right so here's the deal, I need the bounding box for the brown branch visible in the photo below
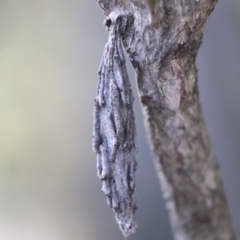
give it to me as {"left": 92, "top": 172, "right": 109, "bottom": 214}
{"left": 95, "top": 0, "right": 236, "bottom": 239}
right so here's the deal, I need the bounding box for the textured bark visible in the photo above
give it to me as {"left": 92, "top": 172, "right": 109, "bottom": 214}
{"left": 96, "top": 0, "right": 236, "bottom": 239}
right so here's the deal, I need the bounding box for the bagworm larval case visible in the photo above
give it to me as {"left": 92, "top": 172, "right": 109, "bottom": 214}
{"left": 92, "top": 9, "right": 138, "bottom": 238}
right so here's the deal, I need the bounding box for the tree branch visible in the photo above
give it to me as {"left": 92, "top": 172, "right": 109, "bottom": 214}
{"left": 95, "top": 0, "right": 236, "bottom": 239}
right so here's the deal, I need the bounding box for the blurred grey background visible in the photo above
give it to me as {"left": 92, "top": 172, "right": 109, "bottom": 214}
{"left": 0, "top": 1, "right": 239, "bottom": 239}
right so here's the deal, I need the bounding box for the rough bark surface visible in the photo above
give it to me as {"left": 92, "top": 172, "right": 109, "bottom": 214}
{"left": 95, "top": 0, "right": 236, "bottom": 239}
